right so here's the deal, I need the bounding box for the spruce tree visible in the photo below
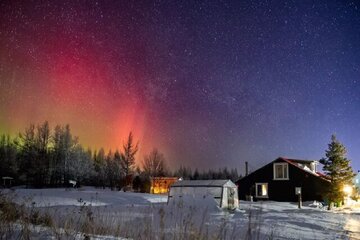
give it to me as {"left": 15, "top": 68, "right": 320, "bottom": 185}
{"left": 320, "top": 135, "right": 355, "bottom": 203}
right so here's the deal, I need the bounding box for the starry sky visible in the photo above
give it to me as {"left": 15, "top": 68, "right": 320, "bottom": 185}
{"left": 0, "top": 0, "right": 359, "bottom": 173}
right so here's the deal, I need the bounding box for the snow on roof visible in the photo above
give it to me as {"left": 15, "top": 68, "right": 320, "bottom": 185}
{"left": 280, "top": 157, "right": 319, "bottom": 176}
{"left": 150, "top": 177, "right": 179, "bottom": 180}
{"left": 2, "top": 176, "right": 14, "bottom": 180}
{"left": 280, "top": 158, "right": 331, "bottom": 182}
{"left": 282, "top": 158, "right": 318, "bottom": 164}
{"left": 170, "top": 179, "right": 236, "bottom": 188}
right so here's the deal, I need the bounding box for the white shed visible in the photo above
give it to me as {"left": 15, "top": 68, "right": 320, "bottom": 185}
{"left": 168, "top": 179, "right": 239, "bottom": 210}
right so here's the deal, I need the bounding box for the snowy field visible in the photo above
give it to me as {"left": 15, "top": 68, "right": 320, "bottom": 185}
{"left": 2, "top": 187, "right": 360, "bottom": 239}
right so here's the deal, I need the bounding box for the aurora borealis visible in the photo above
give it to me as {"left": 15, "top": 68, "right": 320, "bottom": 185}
{"left": 1, "top": 1, "right": 360, "bottom": 172}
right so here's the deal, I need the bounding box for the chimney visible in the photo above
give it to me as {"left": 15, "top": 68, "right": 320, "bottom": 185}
{"left": 245, "top": 161, "right": 248, "bottom": 176}
{"left": 310, "top": 162, "right": 316, "bottom": 173}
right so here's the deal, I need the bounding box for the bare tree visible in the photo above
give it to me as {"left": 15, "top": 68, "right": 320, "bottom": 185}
{"left": 142, "top": 148, "right": 167, "bottom": 177}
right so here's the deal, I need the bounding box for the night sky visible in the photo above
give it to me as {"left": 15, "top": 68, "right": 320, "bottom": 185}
{"left": 1, "top": 0, "right": 359, "bottom": 173}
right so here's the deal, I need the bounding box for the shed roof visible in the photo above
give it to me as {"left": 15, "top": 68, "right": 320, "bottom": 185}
{"left": 2, "top": 177, "right": 14, "bottom": 180}
{"left": 170, "top": 179, "right": 236, "bottom": 188}
{"left": 150, "top": 177, "right": 179, "bottom": 180}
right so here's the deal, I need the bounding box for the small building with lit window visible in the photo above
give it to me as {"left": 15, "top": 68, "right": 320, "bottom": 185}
{"left": 150, "top": 177, "right": 178, "bottom": 194}
{"left": 236, "top": 157, "right": 330, "bottom": 202}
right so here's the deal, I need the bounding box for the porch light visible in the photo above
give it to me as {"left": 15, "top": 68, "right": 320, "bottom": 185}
{"left": 343, "top": 185, "right": 352, "bottom": 196}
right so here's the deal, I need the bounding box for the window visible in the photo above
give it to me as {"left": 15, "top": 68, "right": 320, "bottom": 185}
{"left": 255, "top": 183, "right": 268, "bottom": 198}
{"left": 273, "top": 163, "right": 289, "bottom": 180}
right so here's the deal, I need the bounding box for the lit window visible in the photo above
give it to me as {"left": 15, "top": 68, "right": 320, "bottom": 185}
{"left": 255, "top": 183, "right": 268, "bottom": 198}
{"left": 273, "top": 163, "right": 289, "bottom": 180}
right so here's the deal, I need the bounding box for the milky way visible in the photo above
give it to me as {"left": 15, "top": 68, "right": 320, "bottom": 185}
{"left": 1, "top": 1, "right": 360, "bottom": 172}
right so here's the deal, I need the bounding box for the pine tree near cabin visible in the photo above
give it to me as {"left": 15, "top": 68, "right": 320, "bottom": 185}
{"left": 320, "top": 135, "right": 355, "bottom": 205}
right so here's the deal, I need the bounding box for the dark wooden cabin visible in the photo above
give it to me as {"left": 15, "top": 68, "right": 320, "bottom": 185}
{"left": 236, "top": 157, "right": 330, "bottom": 202}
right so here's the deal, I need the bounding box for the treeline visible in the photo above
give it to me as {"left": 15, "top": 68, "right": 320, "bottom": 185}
{"left": 0, "top": 121, "right": 240, "bottom": 190}
{"left": 174, "top": 166, "right": 240, "bottom": 182}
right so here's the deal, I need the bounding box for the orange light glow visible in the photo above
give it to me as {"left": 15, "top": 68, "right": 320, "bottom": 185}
{"left": 150, "top": 177, "right": 178, "bottom": 194}
{"left": 343, "top": 185, "right": 353, "bottom": 196}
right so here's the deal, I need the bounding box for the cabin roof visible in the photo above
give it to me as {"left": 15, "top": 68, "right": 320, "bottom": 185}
{"left": 281, "top": 157, "right": 315, "bottom": 169}
{"left": 237, "top": 157, "right": 330, "bottom": 183}
{"left": 283, "top": 158, "right": 317, "bottom": 164}
{"left": 279, "top": 157, "right": 322, "bottom": 177}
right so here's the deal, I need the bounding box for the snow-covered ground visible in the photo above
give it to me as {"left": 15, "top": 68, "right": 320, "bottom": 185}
{"left": 238, "top": 201, "right": 360, "bottom": 239}
{"left": 3, "top": 187, "right": 360, "bottom": 239}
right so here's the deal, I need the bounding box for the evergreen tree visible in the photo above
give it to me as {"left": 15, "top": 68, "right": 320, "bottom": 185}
{"left": 17, "top": 124, "right": 37, "bottom": 185}
{"left": 34, "top": 121, "right": 51, "bottom": 186}
{"left": 174, "top": 166, "right": 192, "bottom": 179}
{"left": 320, "top": 135, "right": 355, "bottom": 203}
{"left": 120, "top": 132, "right": 138, "bottom": 177}
{"left": 51, "top": 125, "right": 64, "bottom": 185}
{"left": 0, "top": 134, "right": 18, "bottom": 180}
{"left": 230, "top": 168, "right": 240, "bottom": 182}
{"left": 93, "top": 148, "right": 106, "bottom": 188}
{"left": 105, "top": 151, "right": 116, "bottom": 190}
{"left": 192, "top": 168, "right": 200, "bottom": 180}
{"left": 113, "top": 149, "right": 124, "bottom": 189}
{"left": 68, "top": 146, "right": 94, "bottom": 186}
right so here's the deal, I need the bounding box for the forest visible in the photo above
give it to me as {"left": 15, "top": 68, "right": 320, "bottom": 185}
{"left": 0, "top": 121, "right": 240, "bottom": 191}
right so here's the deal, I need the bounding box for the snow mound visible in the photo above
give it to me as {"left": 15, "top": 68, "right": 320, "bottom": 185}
{"left": 308, "top": 201, "right": 323, "bottom": 209}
